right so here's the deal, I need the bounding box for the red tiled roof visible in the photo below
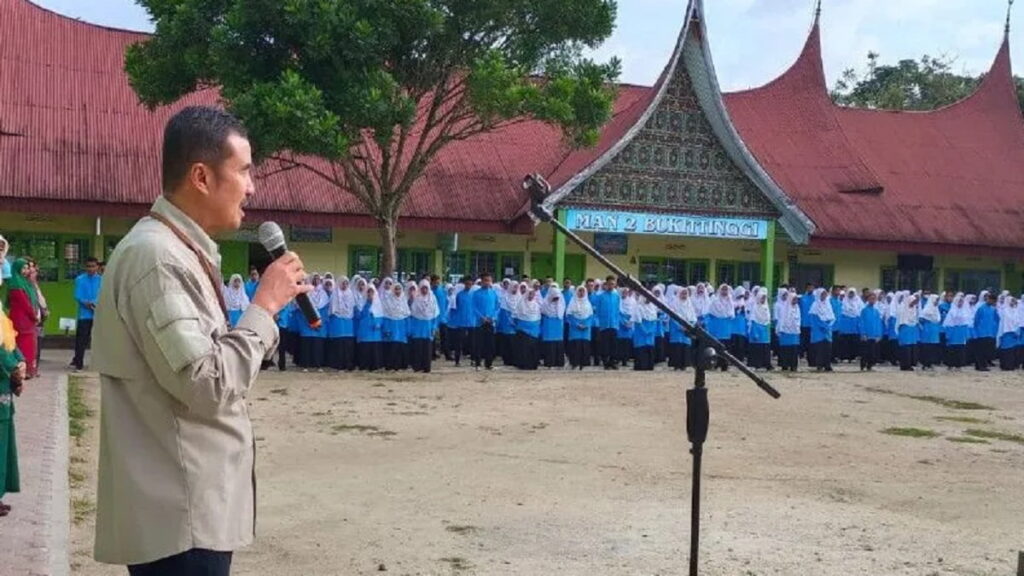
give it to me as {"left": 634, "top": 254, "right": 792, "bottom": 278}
{"left": 0, "top": 0, "right": 594, "bottom": 233}
{"left": 724, "top": 19, "right": 1024, "bottom": 254}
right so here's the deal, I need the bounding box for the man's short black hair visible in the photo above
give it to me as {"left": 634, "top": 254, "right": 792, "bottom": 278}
{"left": 480, "top": 272, "right": 493, "bottom": 280}
{"left": 162, "top": 106, "right": 248, "bottom": 194}
{"left": 605, "top": 275, "right": 616, "bottom": 282}
{"left": 85, "top": 257, "right": 100, "bottom": 265}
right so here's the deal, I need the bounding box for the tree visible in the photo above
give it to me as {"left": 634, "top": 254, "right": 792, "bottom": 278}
{"left": 832, "top": 51, "right": 1024, "bottom": 115}
{"left": 126, "top": 0, "right": 621, "bottom": 276}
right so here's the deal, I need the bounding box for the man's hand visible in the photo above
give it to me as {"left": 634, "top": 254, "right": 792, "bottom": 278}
{"left": 251, "top": 251, "right": 312, "bottom": 316}
{"left": 11, "top": 362, "right": 26, "bottom": 394}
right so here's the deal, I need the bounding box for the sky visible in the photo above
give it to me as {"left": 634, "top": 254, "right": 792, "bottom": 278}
{"left": 33, "top": 0, "right": 1020, "bottom": 91}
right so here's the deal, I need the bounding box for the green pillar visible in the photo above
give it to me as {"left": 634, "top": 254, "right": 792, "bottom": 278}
{"left": 433, "top": 249, "right": 444, "bottom": 277}
{"left": 554, "top": 209, "right": 567, "bottom": 282}
{"left": 761, "top": 220, "right": 776, "bottom": 292}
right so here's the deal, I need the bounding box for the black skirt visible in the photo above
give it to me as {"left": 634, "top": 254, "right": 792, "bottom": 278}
{"left": 945, "top": 344, "right": 966, "bottom": 368}
{"left": 747, "top": 342, "right": 772, "bottom": 369}
{"left": 328, "top": 337, "right": 356, "bottom": 371}
{"left": 778, "top": 346, "right": 799, "bottom": 371}
{"left": 300, "top": 336, "right": 325, "bottom": 369}
{"left": 384, "top": 341, "right": 408, "bottom": 371}
{"left": 543, "top": 340, "right": 565, "bottom": 368}
{"left": 410, "top": 338, "right": 433, "bottom": 372}
{"left": 358, "top": 341, "right": 383, "bottom": 371}
{"left": 567, "top": 339, "right": 590, "bottom": 368}
{"left": 668, "top": 342, "right": 691, "bottom": 370}
{"left": 633, "top": 346, "right": 655, "bottom": 371}
{"left": 517, "top": 331, "right": 540, "bottom": 370}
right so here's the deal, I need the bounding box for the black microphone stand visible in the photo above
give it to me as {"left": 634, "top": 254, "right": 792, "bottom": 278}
{"left": 523, "top": 174, "right": 781, "bottom": 576}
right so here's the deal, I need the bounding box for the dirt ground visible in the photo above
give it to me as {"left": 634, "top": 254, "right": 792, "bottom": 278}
{"left": 69, "top": 362, "right": 1024, "bottom": 576}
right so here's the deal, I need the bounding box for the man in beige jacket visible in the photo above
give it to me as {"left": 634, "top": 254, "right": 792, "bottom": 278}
{"left": 92, "top": 106, "right": 311, "bottom": 575}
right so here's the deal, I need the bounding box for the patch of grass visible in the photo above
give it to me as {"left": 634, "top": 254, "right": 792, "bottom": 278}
{"left": 881, "top": 427, "right": 939, "bottom": 438}
{"left": 67, "top": 376, "right": 93, "bottom": 441}
{"left": 863, "top": 387, "right": 994, "bottom": 411}
{"left": 330, "top": 424, "right": 396, "bottom": 438}
{"left": 908, "top": 395, "right": 994, "bottom": 411}
{"left": 68, "top": 467, "right": 87, "bottom": 489}
{"left": 269, "top": 388, "right": 288, "bottom": 395}
{"left": 440, "top": 557, "right": 473, "bottom": 571}
{"left": 935, "top": 416, "right": 991, "bottom": 425}
{"left": 72, "top": 497, "right": 95, "bottom": 525}
{"left": 947, "top": 436, "right": 990, "bottom": 445}
{"left": 445, "top": 525, "right": 478, "bottom": 535}
{"left": 964, "top": 429, "right": 1024, "bottom": 445}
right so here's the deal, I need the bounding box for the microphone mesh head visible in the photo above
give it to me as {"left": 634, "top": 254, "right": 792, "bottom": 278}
{"left": 257, "top": 221, "right": 286, "bottom": 252}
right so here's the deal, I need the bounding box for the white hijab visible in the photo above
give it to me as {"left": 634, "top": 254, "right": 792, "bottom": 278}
{"left": 691, "top": 283, "right": 710, "bottom": 317}
{"left": 920, "top": 294, "right": 941, "bottom": 323}
{"left": 619, "top": 288, "right": 637, "bottom": 320}
{"left": 896, "top": 293, "right": 920, "bottom": 328}
{"left": 998, "top": 297, "right": 1020, "bottom": 336}
{"left": 540, "top": 285, "right": 566, "bottom": 319}
{"left": 566, "top": 287, "right": 594, "bottom": 320}
{"left": 751, "top": 293, "right": 771, "bottom": 326}
{"left": 841, "top": 288, "right": 863, "bottom": 318}
{"left": 381, "top": 284, "right": 411, "bottom": 320}
{"left": 777, "top": 294, "right": 802, "bottom": 335}
{"left": 708, "top": 284, "right": 735, "bottom": 319}
{"left": 809, "top": 288, "right": 836, "bottom": 323}
{"left": 309, "top": 275, "right": 331, "bottom": 309}
{"left": 224, "top": 274, "right": 249, "bottom": 311}
{"left": 671, "top": 288, "right": 698, "bottom": 326}
{"left": 411, "top": 280, "right": 439, "bottom": 321}
{"left": 631, "top": 295, "right": 659, "bottom": 324}
{"left": 330, "top": 276, "right": 357, "bottom": 319}
{"left": 514, "top": 289, "right": 542, "bottom": 322}
{"left": 943, "top": 293, "right": 972, "bottom": 328}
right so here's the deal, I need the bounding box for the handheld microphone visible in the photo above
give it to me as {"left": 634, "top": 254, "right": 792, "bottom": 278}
{"left": 257, "top": 222, "right": 322, "bottom": 329}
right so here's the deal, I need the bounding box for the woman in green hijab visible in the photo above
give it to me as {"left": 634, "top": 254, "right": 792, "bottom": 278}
{"left": 5, "top": 259, "right": 39, "bottom": 379}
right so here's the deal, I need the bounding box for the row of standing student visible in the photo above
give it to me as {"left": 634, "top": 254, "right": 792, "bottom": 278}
{"left": 222, "top": 270, "right": 1024, "bottom": 374}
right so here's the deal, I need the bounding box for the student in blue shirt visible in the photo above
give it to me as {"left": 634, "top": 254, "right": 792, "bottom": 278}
{"left": 630, "top": 296, "right": 658, "bottom": 371}
{"left": 730, "top": 289, "right": 749, "bottom": 363}
{"left": 829, "top": 287, "right": 843, "bottom": 362}
{"left": 837, "top": 288, "right": 862, "bottom": 363}
{"left": 972, "top": 292, "right": 1000, "bottom": 371}
{"left": 668, "top": 287, "right": 696, "bottom": 371}
{"left": 895, "top": 293, "right": 920, "bottom": 371}
{"left": 327, "top": 276, "right": 357, "bottom": 371}
{"left": 356, "top": 285, "right": 385, "bottom": 371}
{"left": 799, "top": 284, "right": 816, "bottom": 358}
{"left": 918, "top": 295, "right": 942, "bottom": 370}
{"left": 707, "top": 284, "right": 735, "bottom": 371}
{"left": 776, "top": 292, "right": 802, "bottom": 371}
{"left": 433, "top": 278, "right": 451, "bottom": 360}
{"left": 512, "top": 287, "right": 542, "bottom": 370}
{"left": 495, "top": 278, "right": 515, "bottom": 362}
{"left": 540, "top": 287, "right": 566, "bottom": 368}
{"left": 651, "top": 284, "right": 669, "bottom": 365}
{"left": 857, "top": 292, "right": 883, "bottom": 371}
{"left": 276, "top": 300, "right": 294, "bottom": 371}
{"left": 70, "top": 257, "right": 102, "bottom": 370}
{"left": 938, "top": 291, "right": 953, "bottom": 346}
{"left": 299, "top": 277, "right": 331, "bottom": 371}
{"left": 448, "top": 277, "right": 476, "bottom": 366}
{"left": 997, "top": 297, "right": 1020, "bottom": 371}
{"left": 409, "top": 280, "right": 440, "bottom": 373}
{"left": 472, "top": 273, "right": 500, "bottom": 370}
{"left": 244, "top": 267, "right": 260, "bottom": 302}
{"left": 747, "top": 291, "right": 773, "bottom": 370}
{"left": 595, "top": 276, "right": 621, "bottom": 369}
{"left": 381, "top": 282, "right": 411, "bottom": 371}
{"left": 565, "top": 286, "right": 594, "bottom": 370}
{"left": 809, "top": 288, "right": 835, "bottom": 372}
{"left": 942, "top": 293, "right": 971, "bottom": 370}
{"left": 615, "top": 289, "right": 635, "bottom": 367}
{"left": 224, "top": 274, "right": 250, "bottom": 328}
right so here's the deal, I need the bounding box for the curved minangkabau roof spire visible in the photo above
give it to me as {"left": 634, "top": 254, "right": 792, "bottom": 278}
{"left": 1006, "top": 0, "right": 1015, "bottom": 35}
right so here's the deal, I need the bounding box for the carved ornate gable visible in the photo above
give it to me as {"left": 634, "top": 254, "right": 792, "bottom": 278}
{"left": 566, "top": 69, "right": 780, "bottom": 218}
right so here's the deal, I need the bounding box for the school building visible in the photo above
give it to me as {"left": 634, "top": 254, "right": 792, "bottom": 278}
{"left": 2, "top": 0, "right": 1023, "bottom": 334}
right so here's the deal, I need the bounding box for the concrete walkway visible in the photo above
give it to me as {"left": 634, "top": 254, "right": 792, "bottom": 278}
{"left": 0, "top": 357, "right": 70, "bottom": 576}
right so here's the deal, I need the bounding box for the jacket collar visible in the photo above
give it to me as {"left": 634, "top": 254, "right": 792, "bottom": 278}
{"left": 150, "top": 196, "right": 222, "bottom": 269}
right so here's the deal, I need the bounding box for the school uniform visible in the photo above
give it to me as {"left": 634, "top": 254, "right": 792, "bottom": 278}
{"left": 631, "top": 303, "right": 658, "bottom": 371}
{"left": 918, "top": 319, "right": 941, "bottom": 369}
{"left": 809, "top": 292, "right": 835, "bottom": 371}
{"left": 540, "top": 288, "right": 566, "bottom": 368}
{"left": 747, "top": 319, "right": 772, "bottom": 370}
{"left": 615, "top": 300, "right": 635, "bottom": 366}
{"left": 513, "top": 299, "right": 542, "bottom": 371}
{"left": 449, "top": 287, "right": 475, "bottom": 366}
{"left": 565, "top": 295, "right": 598, "bottom": 366}
{"left": 799, "top": 291, "right": 814, "bottom": 358}
{"left": 382, "top": 314, "right": 410, "bottom": 371}
{"left": 276, "top": 303, "right": 293, "bottom": 371}
{"left": 667, "top": 301, "right": 694, "bottom": 371}
{"left": 356, "top": 298, "right": 385, "bottom": 371}
{"left": 299, "top": 287, "right": 330, "bottom": 370}
{"left": 595, "top": 290, "right": 621, "bottom": 369}
{"left": 472, "top": 287, "right": 500, "bottom": 369}
{"left": 897, "top": 318, "right": 919, "bottom": 371}
{"left": 434, "top": 284, "right": 449, "bottom": 359}
{"left": 857, "top": 304, "right": 883, "bottom": 370}
{"left": 327, "top": 295, "right": 356, "bottom": 372}
{"left": 730, "top": 309, "right": 749, "bottom": 363}
{"left": 972, "top": 303, "right": 999, "bottom": 371}
{"left": 837, "top": 311, "right": 860, "bottom": 362}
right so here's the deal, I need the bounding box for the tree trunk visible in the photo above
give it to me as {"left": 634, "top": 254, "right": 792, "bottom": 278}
{"left": 379, "top": 215, "right": 399, "bottom": 278}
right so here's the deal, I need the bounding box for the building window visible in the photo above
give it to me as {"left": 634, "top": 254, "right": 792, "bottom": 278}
{"left": 443, "top": 252, "right": 521, "bottom": 282}
{"left": 395, "top": 249, "right": 433, "bottom": 283}
{"left": 349, "top": 246, "right": 380, "bottom": 278}
{"left": 716, "top": 261, "right": 761, "bottom": 288}
{"left": 3, "top": 233, "right": 91, "bottom": 282}
{"left": 881, "top": 267, "right": 937, "bottom": 292}
{"left": 943, "top": 269, "right": 1001, "bottom": 294}
{"left": 638, "top": 257, "right": 709, "bottom": 286}
{"left": 789, "top": 264, "right": 834, "bottom": 290}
